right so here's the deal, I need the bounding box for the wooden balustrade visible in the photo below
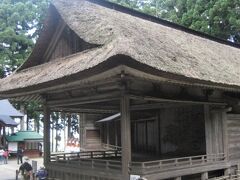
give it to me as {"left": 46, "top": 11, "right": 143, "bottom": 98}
{"left": 49, "top": 152, "right": 226, "bottom": 178}
{"left": 50, "top": 150, "right": 121, "bottom": 162}
{"left": 102, "top": 143, "right": 122, "bottom": 151}
{"left": 209, "top": 174, "right": 240, "bottom": 180}
{"left": 130, "top": 153, "right": 225, "bottom": 175}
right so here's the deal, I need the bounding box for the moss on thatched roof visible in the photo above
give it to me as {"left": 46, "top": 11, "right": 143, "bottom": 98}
{"left": 0, "top": 0, "right": 240, "bottom": 95}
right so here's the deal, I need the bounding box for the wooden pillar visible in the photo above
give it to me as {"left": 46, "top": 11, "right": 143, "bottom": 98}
{"left": 204, "top": 105, "right": 212, "bottom": 155}
{"left": 78, "top": 114, "right": 81, "bottom": 151}
{"left": 79, "top": 113, "right": 86, "bottom": 149}
{"left": 20, "top": 104, "right": 25, "bottom": 131}
{"left": 107, "top": 122, "right": 110, "bottom": 147}
{"left": 43, "top": 104, "right": 51, "bottom": 165}
{"left": 222, "top": 111, "right": 229, "bottom": 161}
{"left": 155, "top": 113, "right": 160, "bottom": 155}
{"left": 115, "top": 121, "right": 118, "bottom": 147}
{"left": 121, "top": 95, "right": 131, "bottom": 180}
{"left": 201, "top": 172, "right": 208, "bottom": 180}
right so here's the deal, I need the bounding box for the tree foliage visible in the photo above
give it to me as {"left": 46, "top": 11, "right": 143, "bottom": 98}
{"left": 157, "top": 0, "right": 240, "bottom": 42}
{"left": 0, "top": 0, "right": 49, "bottom": 77}
{"left": 109, "top": 0, "right": 240, "bottom": 43}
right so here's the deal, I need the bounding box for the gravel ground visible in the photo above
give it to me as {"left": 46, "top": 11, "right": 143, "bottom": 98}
{"left": 0, "top": 157, "right": 43, "bottom": 180}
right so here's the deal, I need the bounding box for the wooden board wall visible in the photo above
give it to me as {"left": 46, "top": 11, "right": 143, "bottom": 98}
{"left": 80, "top": 113, "right": 105, "bottom": 150}
{"left": 49, "top": 27, "right": 92, "bottom": 61}
{"left": 227, "top": 114, "right": 240, "bottom": 160}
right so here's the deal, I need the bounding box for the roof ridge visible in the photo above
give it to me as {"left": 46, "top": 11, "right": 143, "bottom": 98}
{"left": 87, "top": 0, "right": 240, "bottom": 49}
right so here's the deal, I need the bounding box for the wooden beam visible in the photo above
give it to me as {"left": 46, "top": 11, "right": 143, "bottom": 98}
{"left": 51, "top": 107, "right": 118, "bottom": 114}
{"left": 121, "top": 94, "right": 131, "bottom": 179}
{"left": 47, "top": 92, "right": 120, "bottom": 107}
{"left": 131, "top": 102, "right": 191, "bottom": 111}
{"left": 129, "top": 95, "right": 227, "bottom": 106}
{"left": 43, "top": 103, "right": 51, "bottom": 165}
{"left": 48, "top": 80, "right": 121, "bottom": 94}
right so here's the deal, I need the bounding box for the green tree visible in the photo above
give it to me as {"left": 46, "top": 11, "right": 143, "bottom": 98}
{"left": 0, "top": 0, "right": 49, "bottom": 77}
{"left": 108, "top": 0, "right": 240, "bottom": 42}
{"left": 156, "top": 0, "right": 240, "bottom": 42}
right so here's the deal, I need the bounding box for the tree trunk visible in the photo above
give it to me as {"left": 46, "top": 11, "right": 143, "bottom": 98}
{"left": 55, "top": 113, "right": 59, "bottom": 152}
{"left": 67, "top": 114, "right": 71, "bottom": 139}
{"left": 51, "top": 114, "right": 54, "bottom": 152}
{"left": 26, "top": 112, "right": 29, "bottom": 131}
{"left": 62, "top": 113, "right": 66, "bottom": 152}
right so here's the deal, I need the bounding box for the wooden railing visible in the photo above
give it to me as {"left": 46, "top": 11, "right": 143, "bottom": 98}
{"left": 59, "top": 158, "right": 122, "bottom": 171}
{"left": 50, "top": 152, "right": 226, "bottom": 177}
{"left": 209, "top": 174, "right": 240, "bottom": 180}
{"left": 49, "top": 151, "right": 122, "bottom": 174}
{"left": 102, "top": 143, "right": 122, "bottom": 151}
{"left": 130, "top": 153, "right": 226, "bottom": 175}
{"left": 50, "top": 150, "right": 121, "bottom": 161}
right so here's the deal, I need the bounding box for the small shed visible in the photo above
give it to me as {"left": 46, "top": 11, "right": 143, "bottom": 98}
{"left": 5, "top": 131, "right": 43, "bottom": 157}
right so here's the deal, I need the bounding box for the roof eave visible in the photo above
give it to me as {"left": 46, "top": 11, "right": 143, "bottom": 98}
{"left": 1, "top": 57, "right": 240, "bottom": 102}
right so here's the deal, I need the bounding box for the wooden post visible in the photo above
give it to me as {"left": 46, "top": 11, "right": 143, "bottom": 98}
{"left": 222, "top": 111, "right": 229, "bottom": 161}
{"left": 121, "top": 94, "right": 131, "bottom": 180}
{"left": 115, "top": 121, "right": 118, "bottom": 147}
{"left": 107, "top": 122, "right": 110, "bottom": 147}
{"left": 201, "top": 172, "right": 208, "bottom": 180}
{"left": 174, "top": 177, "right": 181, "bottom": 180}
{"left": 78, "top": 114, "right": 81, "bottom": 152}
{"left": 204, "top": 105, "right": 213, "bottom": 156}
{"left": 43, "top": 104, "right": 51, "bottom": 165}
{"left": 20, "top": 104, "right": 25, "bottom": 131}
{"left": 224, "top": 168, "right": 231, "bottom": 176}
{"left": 155, "top": 113, "right": 160, "bottom": 155}
{"left": 79, "top": 113, "right": 86, "bottom": 149}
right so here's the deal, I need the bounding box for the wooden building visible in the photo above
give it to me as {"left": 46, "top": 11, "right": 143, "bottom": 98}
{"left": 0, "top": 0, "right": 240, "bottom": 179}
{"left": 5, "top": 131, "right": 43, "bottom": 157}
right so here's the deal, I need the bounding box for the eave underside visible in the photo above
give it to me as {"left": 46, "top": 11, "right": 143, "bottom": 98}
{"left": 1, "top": 69, "right": 238, "bottom": 116}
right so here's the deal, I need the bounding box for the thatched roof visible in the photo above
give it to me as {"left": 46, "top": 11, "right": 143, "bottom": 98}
{"left": 0, "top": 0, "right": 240, "bottom": 96}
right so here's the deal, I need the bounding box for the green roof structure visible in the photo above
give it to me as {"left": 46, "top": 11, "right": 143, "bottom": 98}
{"left": 5, "top": 131, "right": 43, "bottom": 142}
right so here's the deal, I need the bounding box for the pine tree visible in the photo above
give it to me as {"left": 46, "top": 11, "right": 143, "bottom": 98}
{"left": 0, "top": 0, "right": 49, "bottom": 77}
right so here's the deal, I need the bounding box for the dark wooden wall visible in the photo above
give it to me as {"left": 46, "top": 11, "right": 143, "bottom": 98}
{"left": 100, "top": 105, "right": 206, "bottom": 158}
{"left": 159, "top": 105, "right": 206, "bottom": 157}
